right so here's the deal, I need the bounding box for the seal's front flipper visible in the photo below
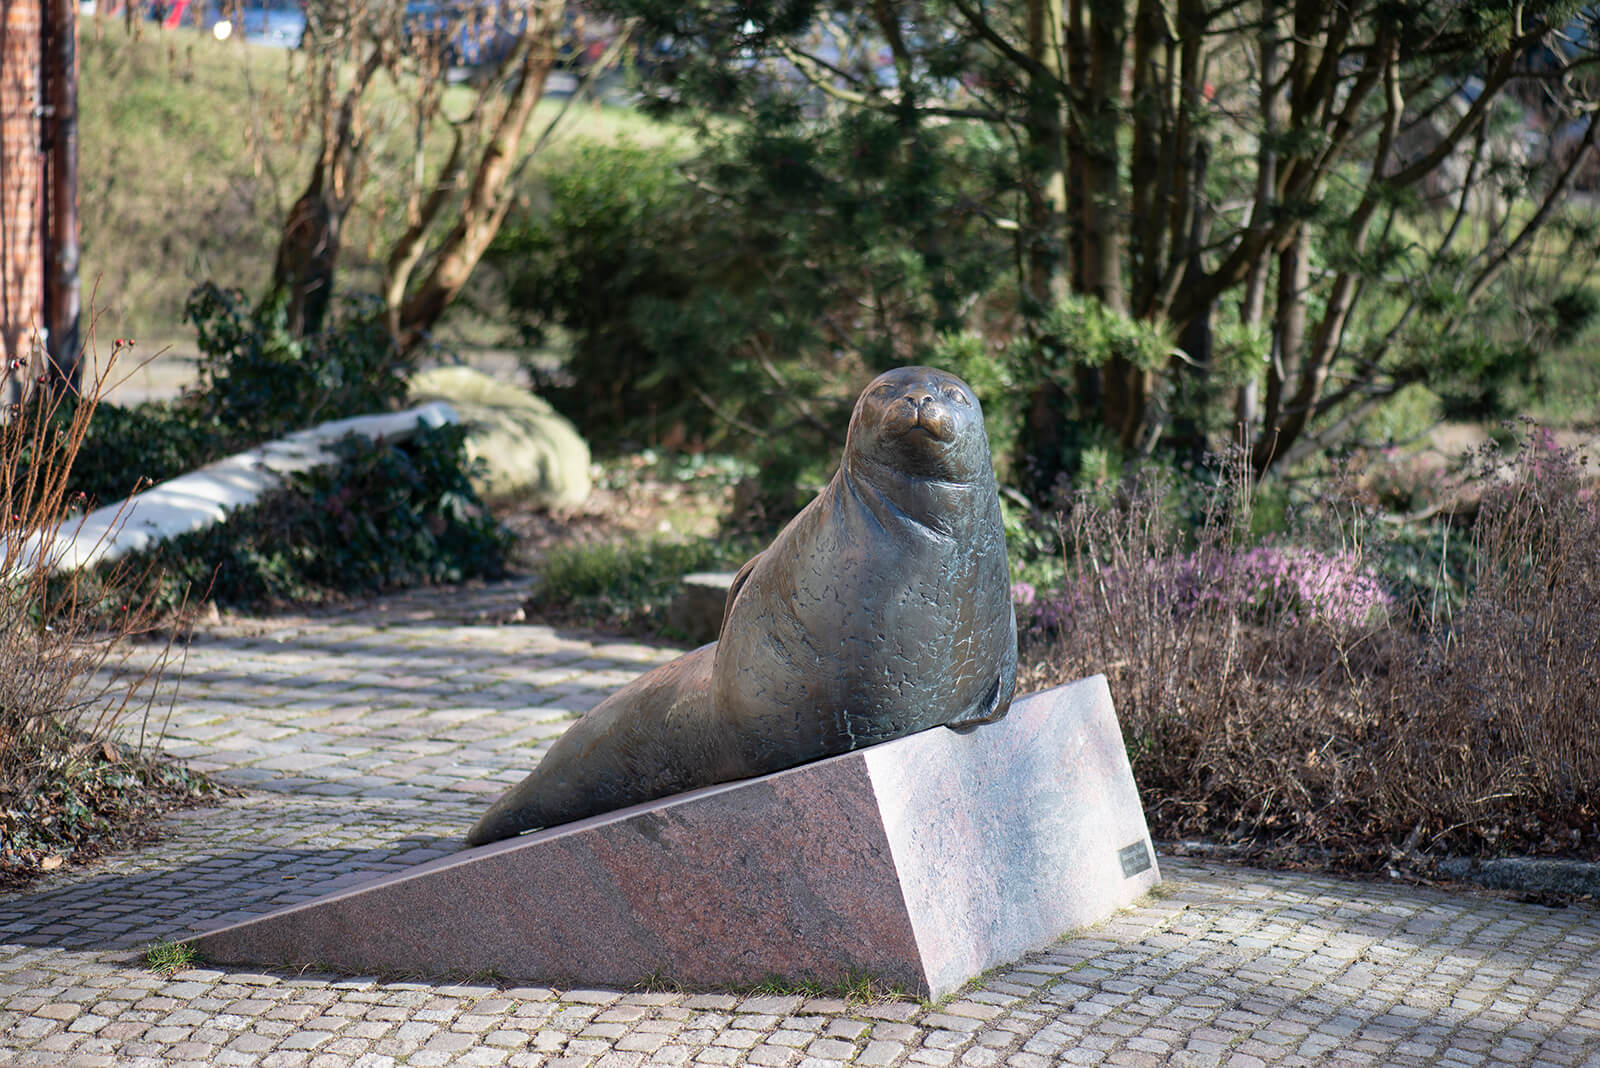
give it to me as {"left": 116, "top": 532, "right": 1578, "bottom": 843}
{"left": 945, "top": 671, "right": 1013, "bottom": 734}
{"left": 945, "top": 606, "right": 1018, "bottom": 734}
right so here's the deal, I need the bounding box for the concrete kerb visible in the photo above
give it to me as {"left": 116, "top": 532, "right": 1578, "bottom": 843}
{"left": 1168, "top": 840, "right": 1600, "bottom": 903}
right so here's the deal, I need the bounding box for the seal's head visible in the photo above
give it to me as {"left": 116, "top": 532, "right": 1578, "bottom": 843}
{"left": 845, "top": 366, "right": 992, "bottom": 484}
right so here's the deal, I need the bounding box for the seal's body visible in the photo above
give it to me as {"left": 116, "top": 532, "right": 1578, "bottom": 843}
{"left": 466, "top": 367, "right": 1016, "bottom": 846}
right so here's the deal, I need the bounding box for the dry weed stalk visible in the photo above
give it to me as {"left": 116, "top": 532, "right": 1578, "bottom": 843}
{"left": 1025, "top": 453, "right": 1395, "bottom": 854}
{"left": 1021, "top": 433, "right": 1600, "bottom": 867}
{"left": 0, "top": 337, "right": 197, "bottom": 874}
{"left": 1380, "top": 430, "right": 1600, "bottom": 854}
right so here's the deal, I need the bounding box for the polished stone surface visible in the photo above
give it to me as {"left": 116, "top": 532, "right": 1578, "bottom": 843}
{"left": 863, "top": 676, "right": 1160, "bottom": 997}
{"left": 193, "top": 676, "right": 1157, "bottom": 997}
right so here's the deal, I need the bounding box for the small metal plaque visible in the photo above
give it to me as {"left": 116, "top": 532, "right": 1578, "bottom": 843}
{"left": 1118, "top": 839, "right": 1153, "bottom": 878}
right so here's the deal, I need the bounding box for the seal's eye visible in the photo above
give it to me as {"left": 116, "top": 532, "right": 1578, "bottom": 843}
{"left": 872, "top": 383, "right": 899, "bottom": 399}
{"left": 942, "top": 386, "right": 970, "bottom": 406}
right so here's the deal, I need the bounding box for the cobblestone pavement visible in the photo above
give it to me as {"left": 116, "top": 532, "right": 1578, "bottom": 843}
{"left": 3, "top": 579, "right": 1600, "bottom": 1067}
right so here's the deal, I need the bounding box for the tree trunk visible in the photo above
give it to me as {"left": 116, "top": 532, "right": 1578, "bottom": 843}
{"left": 1081, "top": 0, "right": 1127, "bottom": 317}
{"left": 1022, "top": 0, "right": 1068, "bottom": 313}
{"left": 390, "top": 7, "right": 562, "bottom": 353}
{"left": 271, "top": 175, "right": 341, "bottom": 337}
{"left": 1017, "top": 0, "right": 1074, "bottom": 493}
{"left": 1080, "top": 0, "right": 1138, "bottom": 448}
{"left": 1253, "top": 224, "right": 1307, "bottom": 472}
{"left": 1259, "top": 28, "right": 1399, "bottom": 470}
{"left": 1127, "top": 0, "right": 1166, "bottom": 315}
{"left": 43, "top": 0, "right": 80, "bottom": 390}
{"left": 1235, "top": 0, "right": 1281, "bottom": 435}
{"left": 267, "top": 47, "right": 380, "bottom": 337}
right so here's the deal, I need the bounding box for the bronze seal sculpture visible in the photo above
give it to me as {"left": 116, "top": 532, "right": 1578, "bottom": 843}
{"left": 466, "top": 366, "right": 1017, "bottom": 846}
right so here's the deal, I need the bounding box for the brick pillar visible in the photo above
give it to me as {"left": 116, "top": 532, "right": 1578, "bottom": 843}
{"left": 1, "top": 0, "right": 45, "bottom": 376}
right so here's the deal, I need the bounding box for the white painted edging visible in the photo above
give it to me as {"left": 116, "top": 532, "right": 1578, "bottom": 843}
{"left": 21, "top": 402, "right": 458, "bottom": 573}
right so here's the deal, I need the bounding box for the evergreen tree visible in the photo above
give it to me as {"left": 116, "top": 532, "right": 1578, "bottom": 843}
{"left": 599, "top": 0, "right": 1600, "bottom": 486}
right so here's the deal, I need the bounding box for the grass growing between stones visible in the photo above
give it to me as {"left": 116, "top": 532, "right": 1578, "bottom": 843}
{"left": 741, "top": 971, "right": 912, "bottom": 1004}
{"left": 628, "top": 969, "right": 913, "bottom": 1004}
{"left": 1018, "top": 430, "right": 1600, "bottom": 875}
{"left": 144, "top": 938, "right": 199, "bottom": 976}
{"left": 631, "top": 969, "right": 685, "bottom": 995}
{"left": 0, "top": 344, "right": 213, "bottom": 887}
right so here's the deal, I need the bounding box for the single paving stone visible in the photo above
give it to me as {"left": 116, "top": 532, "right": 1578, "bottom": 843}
{"left": 712, "top": 1027, "right": 763, "bottom": 1049}
{"left": 823, "top": 1020, "right": 870, "bottom": 1041}
{"left": 910, "top": 1050, "right": 957, "bottom": 1067}
{"left": 278, "top": 1030, "right": 335, "bottom": 1050}
{"left": 858, "top": 1039, "right": 906, "bottom": 1065}
{"left": 945, "top": 1002, "right": 1006, "bottom": 1021}
{"left": 924, "top": 1031, "right": 972, "bottom": 1051}
{"left": 1004, "top": 1053, "right": 1050, "bottom": 1068}
{"left": 260, "top": 1052, "right": 314, "bottom": 1067}
{"left": 487, "top": 1028, "right": 532, "bottom": 1047}
{"left": 36, "top": 1002, "right": 82, "bottom": 1020}
{"left": 567, "top": 1037, "right": 616, "bottom": 1056}
{"left": 739, "top": 997, "right": 805, "bottom": 1016}
{"left": 598, "top": 1006, "right": 650, "bottom": 1024}
{"left": 805, "top": 1037, "right": 858, "bottom": 1059}
{"left": 769, "top": 1029, "right": 815, "bottom": 1048}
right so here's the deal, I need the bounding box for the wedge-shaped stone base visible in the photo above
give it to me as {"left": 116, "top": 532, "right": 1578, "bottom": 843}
{"left": 192, "top": 675, "right": 1159, "bottom": 999}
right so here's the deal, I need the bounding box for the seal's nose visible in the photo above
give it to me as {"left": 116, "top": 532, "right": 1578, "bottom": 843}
{"left": 912, "top": 392, "right": 935, "bottom": 409}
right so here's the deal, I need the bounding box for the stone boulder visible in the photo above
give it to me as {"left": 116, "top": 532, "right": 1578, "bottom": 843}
{"left": 409, "top": 367, "right": 591, "bottom": 509}
{"left": 668, "top": 571, "right": 739, "bottom": 645}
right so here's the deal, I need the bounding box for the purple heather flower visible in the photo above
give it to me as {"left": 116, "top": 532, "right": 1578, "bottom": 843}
{"left": 1023, "top": 545, "right": 1393, "bottom": 634}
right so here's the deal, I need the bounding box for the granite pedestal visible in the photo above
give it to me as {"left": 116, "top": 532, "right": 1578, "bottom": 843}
{"left": 191, "top": 675, "right": 1159, "bottom": 998}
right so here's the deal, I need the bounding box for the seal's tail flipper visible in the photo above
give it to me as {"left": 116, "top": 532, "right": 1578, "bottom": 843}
{"left": 465, "top": 797, "right": 529, "bottom": 847}
{"left": 464, "top": 644, "right": 724, "bottom": 847}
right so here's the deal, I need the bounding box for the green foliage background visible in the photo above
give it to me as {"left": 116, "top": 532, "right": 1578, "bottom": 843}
{"left": 124, "top": 426, "right": 510, "bottom": 612}
{"left": 53, "top": 284, "right": 508, "bottom": 614}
